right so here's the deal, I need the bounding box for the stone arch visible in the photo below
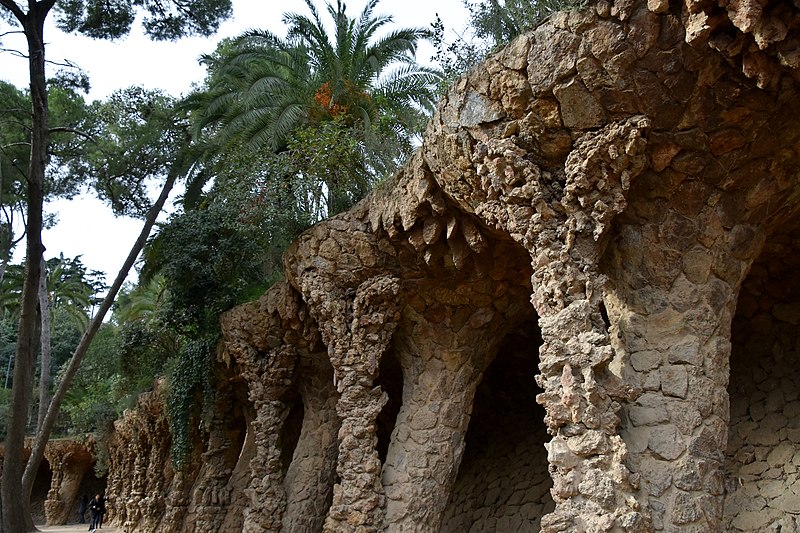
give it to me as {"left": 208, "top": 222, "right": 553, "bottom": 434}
{"left": 74, "top": 467, "right": 106, "bottom": 523}
{"left": 441, "top": 317, "right": 554, "bottom": 532}
{"left": 724, "top": 224, "right": 800, "bottom": 531}
{"left": 30, "top": 454, "right": 52, "bottom": 524}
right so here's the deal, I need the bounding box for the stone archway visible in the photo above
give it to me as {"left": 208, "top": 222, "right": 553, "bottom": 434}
{"left": 724, "top": 227, "right": 800, "bottom": 531}
{"left": 31, "top": 455, "right": 52, "bottom": 524}
{"left": 441, "top": 319, "right": 554, "bottom": 532}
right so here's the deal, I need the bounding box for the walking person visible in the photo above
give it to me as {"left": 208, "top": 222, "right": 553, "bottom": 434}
{"left": 98, "top": 494, "right": 106, "bottom": 528}
{"left": 88, "top": 493, "right": 103, "bottom": 530}
{"left": 78, "top": 494, "right": 88, "bottom": 523}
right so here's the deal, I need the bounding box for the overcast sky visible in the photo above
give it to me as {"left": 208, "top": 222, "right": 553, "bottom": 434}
{"left": 1, "top": 0, "right": 469, "bottom": 286}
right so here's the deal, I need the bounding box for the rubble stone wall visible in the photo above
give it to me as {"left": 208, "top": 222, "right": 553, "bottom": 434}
{"left": 723, "top": 235, "right": 800, "bottom": 532}
{"left": 441, "top": 325, "right": 555, "bottom": 533}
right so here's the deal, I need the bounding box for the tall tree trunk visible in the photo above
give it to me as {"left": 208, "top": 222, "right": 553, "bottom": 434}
{"left": 1, "top": 3, "right": 50, "bottom": 531}
{"left": 36, "top": 255, "right": 51, "bottom": 433}
{"left": 20, "top": 167, "right": 180, "bottom": 517}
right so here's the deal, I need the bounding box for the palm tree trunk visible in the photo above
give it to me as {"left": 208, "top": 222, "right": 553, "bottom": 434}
{"left": 20, "top": 166, "right": 180, "bottom": 514}
{"left": 36, "top": 255, "right": 51, "bottom": 433}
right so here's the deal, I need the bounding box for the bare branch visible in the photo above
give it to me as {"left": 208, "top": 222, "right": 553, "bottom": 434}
{"left": 45, "top": 57, "right": 81, "bottom": 70}
{"left": 1, "top": 141, "right": 30, "bottom": 149}
{"left": 0, "top": 47, "right": 27, "bottom": 58}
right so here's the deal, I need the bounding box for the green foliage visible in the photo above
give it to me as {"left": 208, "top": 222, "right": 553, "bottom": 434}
{"left": 49, "top": 311, "right": 85, "bottom": 373}
{"left": 53, "top": 0, "right": 233, "bottom": 41}
{"left": 164, "top": 336, "right": 214, "bottom": 468}
{"left": 144, "top": 205, "right": 271, "bottom": 335}
{"left": 118, "top": 319, "right": 174, "bottom": 393}
{"left": 184, "top": 0, "right": 440, "bottom": 160}
{"left": 0, "top": 82, "right": 34, "bottom": 263}
{"left": 139, "top": 118, "right": 379, "bottom": 464}
{"left": 61, "top": 87, "right": 189, "bottom": 217}
{"left": 0, "top": 255, "right": 104, "bottom": 322}
{"left": 60, "top": 324, "right": 123, "bottom": 434}
{"left": 0, "top": 255, "right": 108, "bottom": 434}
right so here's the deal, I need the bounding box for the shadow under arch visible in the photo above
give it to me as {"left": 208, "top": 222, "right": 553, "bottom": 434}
{"left": 724, "top": 222, "right": 800, "bottom": 531}
{"left": 441, "top": 317, "right": 554, "bottom": 532}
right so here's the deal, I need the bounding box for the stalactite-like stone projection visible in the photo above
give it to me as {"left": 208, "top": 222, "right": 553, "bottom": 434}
{"left": 102, "top": 0, "right": 800, "bottom": 531}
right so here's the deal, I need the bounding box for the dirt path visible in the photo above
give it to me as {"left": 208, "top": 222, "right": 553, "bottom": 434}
{"left": 37, "top": 524, "right": 120, "bottom": 533}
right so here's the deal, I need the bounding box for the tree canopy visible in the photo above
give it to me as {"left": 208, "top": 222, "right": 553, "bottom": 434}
{"left": 185, "top": 0, "right": 439, "bottom": 158}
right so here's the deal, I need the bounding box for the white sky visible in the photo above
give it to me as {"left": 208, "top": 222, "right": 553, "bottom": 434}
{"left": 1, "top": 0, "right": 469, "bottom": 285}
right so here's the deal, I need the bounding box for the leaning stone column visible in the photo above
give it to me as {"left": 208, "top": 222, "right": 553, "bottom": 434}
{"left": 282, "top": 353, "right": 340, "bottom": 533}
{"left": 528, "top": 120, "right": 650, "bottom": 532}
{"left": 238, "top": 345, "right": 297, "bottom": 533}
{"left": 380, "top": 320, "right": 496, "bottom": 532}
{"left": 44, "top": 439, "right": 94, "bottom": 525}
{"left": 300, "top": 275, "right": 401, "bottom": 533}
{"left": 608, "top": 212, "right": 768, "bottom": 530}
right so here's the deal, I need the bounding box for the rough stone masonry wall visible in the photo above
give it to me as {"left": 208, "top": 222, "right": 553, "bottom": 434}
{"left": 43, "top": 438, "right": 95, "bottom": 525}
{"left": 441, "top": 325, "right": 555, "bottom": 533}
{"left": 723, "top": 234, "right": 800, "bottom": 532}
{"left": 102, "top": 0, "right": 800, "bottom": 531}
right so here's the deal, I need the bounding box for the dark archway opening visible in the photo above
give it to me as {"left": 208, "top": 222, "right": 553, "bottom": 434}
{"left": 73, "top": 467, "right": 107, "bottom": 524}
{"left": 377, "top": 347, "right": 403, "bottom": 464}
{"left": 30, "top": 457, "right": 52, "bottom": 525}
{"left": 725, "top": 228, "right": 800, "bottom": 531}
{"left": 441, "top": 318, "right": 554, "bottom": 532}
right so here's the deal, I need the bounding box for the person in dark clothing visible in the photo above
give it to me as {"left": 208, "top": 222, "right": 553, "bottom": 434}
{"left": 98, "top": 494, "right": 106, "bottom": 528}
{"left": 88, "top": 493, "right": 102, "bottom": 530}
{"left": 78, "top": 494, "right": 88, "bottom": 523}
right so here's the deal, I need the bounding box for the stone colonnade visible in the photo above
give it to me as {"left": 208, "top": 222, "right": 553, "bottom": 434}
{"left": 102, "top": 0, "right": 800, "bottom": 530}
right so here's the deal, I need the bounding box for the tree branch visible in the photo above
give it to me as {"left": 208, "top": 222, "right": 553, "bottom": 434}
{"left": 0, "top": 0, "right": 24, "bottom": 22}
{"left": 48, "top": 126, "right": 96, "bottom": 142}
{"left": 0, "top": 29, "right": 25, "bottom": 38}
{"left": 0, "top": 47, "right": 28, "bottom": 58}
{"left": 41, "top": 0, "right": 58, "bottom": 15}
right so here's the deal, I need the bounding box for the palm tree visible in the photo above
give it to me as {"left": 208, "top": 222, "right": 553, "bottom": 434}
{"left": 35, "top": 255, "right": 104, "bottom": 431}
{"left": 187, "top": 0, "right": 441, "bottom": 158}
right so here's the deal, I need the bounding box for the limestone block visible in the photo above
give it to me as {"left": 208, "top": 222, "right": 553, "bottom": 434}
{"left": 660, "top": 365, "right": 689, "bottom": 398}
{"left": 630, "top": 350, "right": 662, "bottom": 371}
{"left": 629, "top": 392, "right": 670, "bottom": 426}
{"left": 772, "top": 486, "right": 800, "bottom": 513}
{"left": 671, "top": 490, "right": 703, "bottom": 524}
{"left": 731, "top": 509, "right": 776, "bottom": 531}
{"left": 553, "top": 79, "right": 606, "bottom": 129}
{"left": 648, "top": 424, "right": 686, "bottom": 460}
{"left": 667, "top": 336, "right": 702, "bottom": 366}
{"left": 766, "top": 441, "right": 796, "bottom": 468}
